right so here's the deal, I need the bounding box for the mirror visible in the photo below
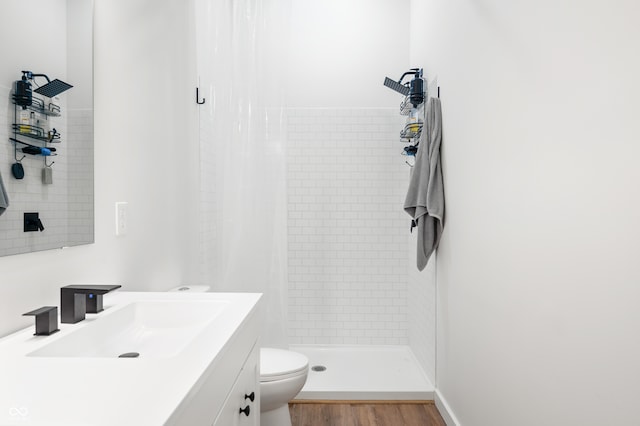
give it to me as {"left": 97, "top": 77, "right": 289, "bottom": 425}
{"left": 0, "top": 0, "right": 94, "bottom": 256}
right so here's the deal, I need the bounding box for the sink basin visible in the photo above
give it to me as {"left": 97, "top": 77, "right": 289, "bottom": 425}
{"left": 28, "top": 300, "right": 229, "bottom": 359}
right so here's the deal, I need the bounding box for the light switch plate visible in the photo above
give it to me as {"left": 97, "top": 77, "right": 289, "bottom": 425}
{"left": 115, "top": 202, "right": 128, "bottom": 236}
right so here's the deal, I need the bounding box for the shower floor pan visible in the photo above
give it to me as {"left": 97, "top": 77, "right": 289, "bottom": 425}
{"left": 290, "top": 345, "right": 434, "bottom": 400}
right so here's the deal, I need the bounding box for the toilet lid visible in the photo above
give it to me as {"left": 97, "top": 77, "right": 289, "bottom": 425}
{"left": 260, "top": 348, "right": 309, "bottom": 382}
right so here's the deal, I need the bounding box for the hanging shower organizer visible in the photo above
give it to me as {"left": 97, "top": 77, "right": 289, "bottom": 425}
{"left": 9, "top": 71, "right": 73, "bottom": 174}
{"left": 10, "top": 94, "right": 61, "bottom": 168}
{"left": 382, "top": 68, "right": 426, "bottom": 166}
{"left": 399, "top": 97, "right": 424, "bottom": 141}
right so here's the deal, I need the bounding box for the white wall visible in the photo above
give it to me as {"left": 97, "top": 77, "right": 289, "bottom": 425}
{"left": 0, "top": 1, "right": 67, "bottom": 86}
{"left": 0, "top": 0, "right": 199, "bottom": 337}
{"left": 287, "top": 0, "right": 410, "bottom": 108}
{"left": 67, "top": 0, "right": 93, "bottom": 109}
{"left": 410, "top": 0, "right": 640, "bottom": 424}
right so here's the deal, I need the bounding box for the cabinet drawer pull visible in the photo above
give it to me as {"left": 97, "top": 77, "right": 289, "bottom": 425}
{"left": 239, "top": 405, "right": 251, "bottom": 416}
{"left": 244, "top": 392, "right": 255, "bottom": 402}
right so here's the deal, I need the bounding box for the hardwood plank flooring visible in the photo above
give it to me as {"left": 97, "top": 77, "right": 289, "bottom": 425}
{"left": 289, "top": 401, "right": 447, "bottom": 426}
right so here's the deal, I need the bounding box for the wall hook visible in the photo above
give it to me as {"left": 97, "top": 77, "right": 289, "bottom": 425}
{"left": 196, "top": 87, "right": 205, "bottom": 105}
{"left": 45, "top": 157, "right": 55, "bottom": 168}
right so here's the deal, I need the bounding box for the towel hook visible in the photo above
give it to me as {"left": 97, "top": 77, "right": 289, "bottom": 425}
{"left": 196, "top": 87, "right": 205, "bottom": 105}
{"left": 45, "top": 157, "right": 55, "bottom": 168}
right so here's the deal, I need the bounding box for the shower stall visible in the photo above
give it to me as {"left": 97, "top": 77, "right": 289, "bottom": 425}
{"left": 285, "top": 106, "right": 436, "bottom": 399}
{"left": 195, "top": 0, "right": 436, "bottom": 399}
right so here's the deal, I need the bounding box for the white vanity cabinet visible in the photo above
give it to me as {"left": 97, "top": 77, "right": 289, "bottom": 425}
{"left": 166, "top": 300, "right": 261, "bottom": 426}
{"left": 213, "top": 344, "right": 260, "bottom": 426}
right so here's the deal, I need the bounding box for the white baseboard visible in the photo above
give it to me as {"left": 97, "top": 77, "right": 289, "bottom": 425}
{"left": 435, "top": 389, "right": 461, "bottom": 426}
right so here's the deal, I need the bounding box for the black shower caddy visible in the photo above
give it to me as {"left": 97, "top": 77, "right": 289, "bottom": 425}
{"left": 10, "top": 95, "right": 61, "bottom": 167}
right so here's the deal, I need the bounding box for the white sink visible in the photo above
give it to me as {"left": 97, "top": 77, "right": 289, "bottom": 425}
{"left": 28, "top": 300, "right": 230, "bottom": 359}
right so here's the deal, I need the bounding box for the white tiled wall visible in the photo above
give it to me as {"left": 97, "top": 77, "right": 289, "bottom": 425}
{"left": 66, "top": 109, "right": 94, "bottom": 245}
{"left": 286, "top": 107, "right": 412, "bottom": 345}
{"left": 407, "top": 233, "right": 437, "bottom": 382}
{"left": 198, "top": 102, "right": 217, "bottom": 286}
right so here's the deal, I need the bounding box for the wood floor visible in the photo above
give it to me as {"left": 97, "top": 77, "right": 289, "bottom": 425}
{"left": 289, "top": 401, "right": 447, "bottom": 426}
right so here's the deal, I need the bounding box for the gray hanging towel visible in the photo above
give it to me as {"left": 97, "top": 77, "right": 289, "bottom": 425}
{"left": 404, "top": 97, "right": 444, "bottom": 271}
{"left": 0, "top": 169, "right": 9, "bottom": 216}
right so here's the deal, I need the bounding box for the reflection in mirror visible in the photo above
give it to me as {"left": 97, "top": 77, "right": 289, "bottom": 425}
{"left": 0, "top": 0, "right": 94, "bottom": 256}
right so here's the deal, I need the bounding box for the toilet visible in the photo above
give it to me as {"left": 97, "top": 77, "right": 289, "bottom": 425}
{"left": 168, "top": 286, "right": 309, "bottom": 426}
{"left": 260, "top": 347, "right": 308, "bottom": 426}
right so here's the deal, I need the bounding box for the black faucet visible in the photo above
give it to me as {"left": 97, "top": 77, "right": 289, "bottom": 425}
{"left": 23, "top": 306, "right": 59, "bottom": 335}
{"left": 60, "top": 285, "right": 122, "bottom": 324}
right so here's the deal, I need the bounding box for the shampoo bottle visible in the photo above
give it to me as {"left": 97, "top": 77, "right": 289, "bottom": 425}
{"left": 36, "top": 113, "right": 49, "bottom": 135}
{"left": 19, "top": 109, "right": 30, "bottom": 133}
{"left": 407, "top": 109, "right": 420, "bottom": 133}
{"left": 29, "top": 111, "right": 36, "bottom": 136}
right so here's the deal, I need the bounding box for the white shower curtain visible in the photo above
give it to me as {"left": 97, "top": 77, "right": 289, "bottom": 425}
{"left": 196, "top": 0, "right": 291, "bottom": 347}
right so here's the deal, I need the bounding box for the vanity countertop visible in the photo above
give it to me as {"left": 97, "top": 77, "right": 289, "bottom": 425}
{"left": 0, "top": 291, "right": 262, "bottom": 426}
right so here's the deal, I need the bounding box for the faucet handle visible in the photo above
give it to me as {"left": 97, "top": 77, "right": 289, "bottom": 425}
{"left": 61, "top": 285, "right": 122, "bottom": 314}
{"left": 61, "top": 285, "right": 122, "bottom": 293}
{"left": 23, "top": 306, "right": 59, "bottom": 336}
{"left": 60, "top": 285, "right": 122, "bottom": 323}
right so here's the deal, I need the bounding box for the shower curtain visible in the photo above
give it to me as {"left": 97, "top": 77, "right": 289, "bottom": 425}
{"left": 196, "top": 0, "right": 291, "bottom": 347}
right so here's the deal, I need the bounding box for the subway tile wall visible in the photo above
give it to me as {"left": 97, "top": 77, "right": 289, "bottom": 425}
{"left": 407, "top": 234, "right": 437, "bottom": 382}
{"left": 198, "top": 104, "right": 217, "bottom": 286}
{"left": 286, "top": 108, "right": 412, "bottom": 345}
{"left": 66, "top": 109, "right": 94, "bottom": 245}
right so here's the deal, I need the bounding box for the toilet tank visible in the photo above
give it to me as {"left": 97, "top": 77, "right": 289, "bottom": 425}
{"left": 168, "top": 285, "right": 211, "bottom": 293}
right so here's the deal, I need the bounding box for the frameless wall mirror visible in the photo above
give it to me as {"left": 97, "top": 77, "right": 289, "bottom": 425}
{"left": 0, "top": 0, "right": 94, "bottom": 257}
